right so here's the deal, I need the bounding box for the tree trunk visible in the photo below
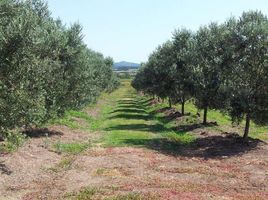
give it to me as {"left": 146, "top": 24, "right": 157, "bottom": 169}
{"left": 181, "top": 95, "right": 185, "bottom": 115}
{"left": 203, "top": 106, "right": 208, "bottom": 125}
{"left": 168, "top": 97, "right": 172, "bottom": 108}
{"left": 243, "top": 113, "right": 251, "bottom": 139}
{"left": 181, "top": 101, "right": 185, "bottom": 116}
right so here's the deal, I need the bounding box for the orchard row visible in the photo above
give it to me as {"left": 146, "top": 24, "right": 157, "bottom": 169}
{"left": 132, "top": 11, "right": 268, "bottom": 138}
{"left": 0, "top": 0, "right": 119, "bottom": 138}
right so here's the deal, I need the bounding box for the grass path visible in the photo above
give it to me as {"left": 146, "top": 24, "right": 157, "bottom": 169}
{"left": 91, "top": 80, "right": 194, "bottom": 148}
{"left": 52, "top": 79, "right": 267, "bottom": 149}
{"left": 101, "top": 81, "right": 162, "bottom": 146}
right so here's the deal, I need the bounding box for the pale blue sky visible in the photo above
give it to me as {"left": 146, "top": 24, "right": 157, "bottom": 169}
{"left": 47, "top": 0, "right": 268, "bottom": 63}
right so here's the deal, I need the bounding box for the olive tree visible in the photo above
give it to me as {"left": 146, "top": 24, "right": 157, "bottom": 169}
{"left": 227, "top": 11, "right": 268, "bottom": 139}
{"left": 0, "top": 0, "right": 119, "bottom": 138}
{"left": 192, "top": 23, "right": 230, "bottom": 124}
{"left": 172, "top": 29, "right": 195, "bottom": 115}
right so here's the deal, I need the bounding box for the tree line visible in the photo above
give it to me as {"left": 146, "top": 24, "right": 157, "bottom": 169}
{"left": 0, "top": 0, "right": 119, "bottom": 139}
{"left": 132, "top": 11, "right": 268, "bottom": 139}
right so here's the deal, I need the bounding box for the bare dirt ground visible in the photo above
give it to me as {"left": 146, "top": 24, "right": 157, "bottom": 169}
{"left": 0, "top": 125, "right": 268, "bottom": 200}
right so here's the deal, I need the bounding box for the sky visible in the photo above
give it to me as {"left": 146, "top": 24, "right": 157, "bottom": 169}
{"left": 47, "top": 0, "right": 268, "bottom": 63}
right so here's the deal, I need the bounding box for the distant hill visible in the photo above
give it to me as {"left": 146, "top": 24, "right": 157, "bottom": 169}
{"left": 113, "top": 61, "right": 140, "bottom": 71}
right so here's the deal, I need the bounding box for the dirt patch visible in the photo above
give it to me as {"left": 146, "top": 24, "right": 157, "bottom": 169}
{"left": 85, "top": 108, "right": 100, "bottom": 118}
{"left": 72, "top": 117, "right": 90, "bottom": 128}
{"left": 84, "top": 99, "right": 105, "bottom": 118}
{"left": 148, "top": 99, "right": 159, "bottom": 106}
{"left": 47, "top": 125, "right": 95, "bottom": 143}
{"left": 0, "top": 125, "right": 96, "bottom": 200}
{"left": 2, "top": 143, "right": 266, "bottom": 200}
{"left": 0, "top": 139, "right": 61, "bottom": 199}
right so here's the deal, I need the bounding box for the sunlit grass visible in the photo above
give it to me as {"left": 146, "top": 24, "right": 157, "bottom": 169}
{"left": 54, "top": 142, "right": 89, "bottom": 154}
{"left": 64, "top": 187, "right": 99, "bottom": 200}
{"left": 87, "top": 80, "right": 195, "bottom": 148}
{"left": 51, "top": 78, "right": 268, "bottom": 151}
{"left": 150, "top": 97, "right": 268, "bottom": 141}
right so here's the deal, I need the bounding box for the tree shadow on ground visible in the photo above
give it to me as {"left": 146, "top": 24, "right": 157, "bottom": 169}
{"left": 123, "top": 133, "right": 264, "bottom": 159}
{"left": 117, "top": 99, "right": 152, "bottom": 106}
{"left": 108, "top": 114, "right": 152, "bottom": 121}
{"left": 150, "top": 107, "right": 171, "bottom": 115}
{"left": 164, "top": 112, "right": 192, "bottom": 122}
{"left": 113, "top": 97, "right": 264, "bottom": 159}
{"left": 117, "top": 101, "right": 138, "bottom": 106}
{"left": 118, "top": 98, "right": 152, "bottom": 107}
{"left": 117, "top": 104, "right": 146, "bottom": 110}
{"left": 172, "top": 122, "right": 218, "bottom": 132}
{"left": 105, "top": 123, "right": 166, "bottom": 133}
{"left": 119, "top": 99, "right": 141, "bottom": 102}
{"left": 117, "top": 98, "right": 148, "bottom": 107}
{"left": 155, "top": 111, "right": 192, "bottom": 124}
{"left": 109, "top": 108, "right": 146, "bottom": 114}
{"left": 164, "top": 111, "right": 184, "bottom": 120}
{"left": 117, "top": 102, "right": 139, "bottom": 106}
{"left": 0, "top": 161, "right": 12, "bottom": 175}
{"left": 139, "top": 99, "right": 154, "bottom": 107}
{"left": 149, "top": 105, "right": 217, "bottom": 132}
{"left": 23, "top": 128, "right": 63, "bottom": 138}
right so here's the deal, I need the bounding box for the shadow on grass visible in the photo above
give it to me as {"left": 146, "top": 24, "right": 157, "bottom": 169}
{"left": 105, "top": 123, "right": 166, "bottom": 133}
{"left": 150, "top": 107, "right": 172, "bottom": 115}
{"left": 112, "top": 98, "right": 153, "bottom": 114}
{"left": 150, "top": 105, "right": 218, "bottom": 132}
{"left": 123, "top": 134, "right": 263, "bottom": 159}
{"left": 118, "top": 98, "right": 153, "bottom": 107}
{"left": 138, "top": 98, "right": 154, "bottom": 107}
{"left": 0, "top": 161, "right": 12, "bottom": 175}
{"left": 163, "top": 112, "right": 192, "bottom": 123}
{"left": 117, "top": 104, "right": 146, "bottom": 110}
{"left": 173, "top": 122, "right": 218, "bottom": 132}
{"left": 118, "top": 100, "right": 139, "bottom": 103}
{"left": 117, "top": 102, "right": 140, "bottom": 105}
{"left": 110, "top": 108, "right": 147, "bottom": 114}
{"left": 108, "top": 114, "right": 152, "bottom": 121}
{"left": 23, "top": 128, "right": 63, "bottom": 138}
{"left": 108, "top": 96, "right": 263, "bottom": 158}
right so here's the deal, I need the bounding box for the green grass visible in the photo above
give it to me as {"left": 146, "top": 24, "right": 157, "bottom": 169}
{"left": 68, "top": 110, "right": 93, "bottom": 122}
{"left": 98, "top": 80, "right": 267, "bottom": 144}
{"left": 48, "top": 157, "right": 75, "bottom": 173}
{"left": 106, "top": 193, "right": 151, "bottom": 200}
{"left": 103, "top": 131, "right": 158, "bottom": 147}
{"left": 50, "top": 79, "right": 267, "bottom": 153}
{"left": 50, "top": 110, "right": 93, "bottom": 129}
{"left": 182, "top": 102, "right": 268, "bottom": 140}
{"left": 57, "top": 157, "right": 75, "bottom": 169}
{"left": 51, "top": 115, "right": 81, "bottom": 129}
{"left": 65, "top": 187, "right": 154, "bottom": 200}
{"left": 87, "top": 80, "right": 195, "bottom": 148}
{"left": 43, "top": 156, "right": 76, "bottom": 173}
{"left": 54, "top": 142, "right": 89, "bottom": 155}
{"left": 151, "top": 98, "right": 268, "bottom": 141}
{"left": 65, "top": 187, "right": 99, "bottom": 200}
{"left": 0, "top": 131, "right": 27, "bottom": 153}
